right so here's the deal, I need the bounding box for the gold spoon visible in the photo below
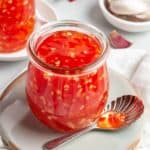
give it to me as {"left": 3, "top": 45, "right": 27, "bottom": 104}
{"left": 43, "top": 95, "right": 144, "bottom": 150}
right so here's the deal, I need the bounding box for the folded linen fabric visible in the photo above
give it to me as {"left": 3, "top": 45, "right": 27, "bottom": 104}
{"left": 108, "top": 48, "right": 150, "bottom": 150}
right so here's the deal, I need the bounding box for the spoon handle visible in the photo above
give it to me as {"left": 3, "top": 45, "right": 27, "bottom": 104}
{"left": 43, "top": 126, "right": 93, "bottom": 150}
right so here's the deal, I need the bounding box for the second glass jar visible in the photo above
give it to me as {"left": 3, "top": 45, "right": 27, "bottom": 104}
{"left": 0, "top": 0, "right": 35, "bottom": 53}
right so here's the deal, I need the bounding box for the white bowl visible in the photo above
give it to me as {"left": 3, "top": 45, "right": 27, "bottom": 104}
{"left": 98, "top": 0, "right": 150, "bottom": 32}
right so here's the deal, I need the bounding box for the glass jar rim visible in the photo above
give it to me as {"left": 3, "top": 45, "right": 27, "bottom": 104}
{"left": 27, "top": 20, "right": 110, "bottom": 75}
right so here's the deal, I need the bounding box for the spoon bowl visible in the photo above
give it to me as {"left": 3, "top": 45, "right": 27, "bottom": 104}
{"left": 43, "top": 95, "right": 144, "bottom": 150}
{"left": 97, "top": 95, "right": 144, "bottom": 130}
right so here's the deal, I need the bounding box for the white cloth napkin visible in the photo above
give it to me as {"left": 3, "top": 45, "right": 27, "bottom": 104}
{"left": 131, "top": 54, "right": 150, "bottom": 150}
{"left": 108, "top": 48, "right": 150, "bottom": 150}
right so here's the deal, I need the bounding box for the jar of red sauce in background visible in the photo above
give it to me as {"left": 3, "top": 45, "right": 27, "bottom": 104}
{"left": 0, "top": 0, "right": 35, "bottom": 53}
{"left": 26, "top": 20, "right": 110, "bottom": 132}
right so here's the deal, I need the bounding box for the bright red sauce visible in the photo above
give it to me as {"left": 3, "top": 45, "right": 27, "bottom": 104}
{"left": 26, "top": 30, "right": 109, "bottom": 132}
{"left": 37, "top": 30, "right": 102, "bottom": 69}
{"left": 97, "top": 112, "right": 125, "bottom": 129}
{"left": 0, "top": 0, "right": 35, "bottom": 53}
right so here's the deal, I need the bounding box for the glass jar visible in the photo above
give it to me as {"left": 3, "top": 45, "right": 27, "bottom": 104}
{"left": 26, "top": 20, "right": 110, "bottom": 132}
{"left": 0, "top": 0, "right": 35, "bottom": 53}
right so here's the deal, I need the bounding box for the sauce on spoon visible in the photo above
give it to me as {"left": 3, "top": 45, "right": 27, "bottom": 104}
{"left": 97, "top": 111, "right": 125, "bottom": 129}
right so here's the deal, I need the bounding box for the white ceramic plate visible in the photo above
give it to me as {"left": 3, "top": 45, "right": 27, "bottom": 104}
{"left": 0, "top": 69, "right": 142, "bottom": 150}
{"left": 0, "top": 0, "right": 57, "bottom": 62}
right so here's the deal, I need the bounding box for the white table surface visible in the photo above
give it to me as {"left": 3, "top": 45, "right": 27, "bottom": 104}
{"left": 0, "top": 0, "right": 150, "bottom": 149}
